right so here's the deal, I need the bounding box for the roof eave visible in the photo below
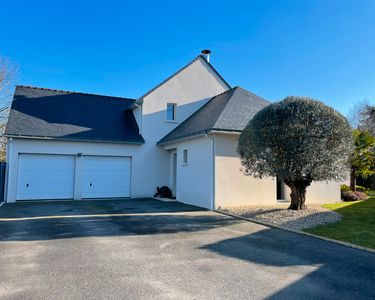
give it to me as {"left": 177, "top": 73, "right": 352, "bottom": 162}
{"left": 157, "top": 128, "right": 242, "bottom": 146}
{"left": 5, "top": 134, "right": 145, "bottom": 145}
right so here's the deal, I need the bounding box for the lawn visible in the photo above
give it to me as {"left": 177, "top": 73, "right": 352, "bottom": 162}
{"left": 305, "top": 190, "right": 375, "bottom": 250}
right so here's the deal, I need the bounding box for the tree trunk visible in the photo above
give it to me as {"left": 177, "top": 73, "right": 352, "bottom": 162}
{"left": 350, "top": 169, "right": 356, "bottom": 191}
{"left": 285, "top": 179, "right": 312, "bottom": 210}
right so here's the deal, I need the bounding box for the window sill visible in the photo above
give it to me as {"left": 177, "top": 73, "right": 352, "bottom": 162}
{"left": 166, "top": 120, "right": 179, "bottom": 123}
{"left": 182, "top": 163, "right": 188, "bottom": 166}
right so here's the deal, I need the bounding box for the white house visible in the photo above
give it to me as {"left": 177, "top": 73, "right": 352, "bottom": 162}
{"left": 4, "top": 54, "right": 340, "bottom": 209}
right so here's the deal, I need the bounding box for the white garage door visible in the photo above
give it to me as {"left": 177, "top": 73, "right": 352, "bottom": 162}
{"left": 16, "top": 154, "right": 75, "bottom": 200}
{"left": 81, "top": 156, "right": 131, "bottom": 199}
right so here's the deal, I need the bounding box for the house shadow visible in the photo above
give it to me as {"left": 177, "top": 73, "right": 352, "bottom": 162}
{"left": 200, "top": 219, "right": 375, "bottom": 299}
{"left": 0, "top": 198, "right": 241, "bottom": 242}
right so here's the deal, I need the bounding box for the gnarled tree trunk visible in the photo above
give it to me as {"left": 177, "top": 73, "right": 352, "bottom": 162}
{"left": 285, "top": 179, "right": 312, "bottom": 210}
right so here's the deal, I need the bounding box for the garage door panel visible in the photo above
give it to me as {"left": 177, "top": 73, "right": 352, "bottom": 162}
{"left": 17, "top": 154, "right": 75, "bottom": 200}
{"left": 82, "top": 156, "right": 131, "bottom": 198}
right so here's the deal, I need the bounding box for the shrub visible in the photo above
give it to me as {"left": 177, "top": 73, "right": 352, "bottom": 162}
{"left": 358, "top": 174, "right": 375, "bottom": 190}
{"left": 341, "top": 191, "right": 368, "bottom": 202}
{"left": 355, "top": 185, "right": 369, "bottom": 195}
{"left": 341, "top": 184, "right": 350, "bottom": 192}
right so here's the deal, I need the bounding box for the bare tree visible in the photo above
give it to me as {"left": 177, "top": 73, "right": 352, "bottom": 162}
{"left": 360, "top": 105, "right": 375, "bottom": 136}
{"left": 347, "top": 99, "right": 375, "bottom": 136}
{"left": 347, "top": 99, "right": 369, "bottom": 129}
{"left": 0, "top": 57, "right": 17, "bottom": 161}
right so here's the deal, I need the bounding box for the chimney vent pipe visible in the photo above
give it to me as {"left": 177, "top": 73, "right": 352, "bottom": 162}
{"left": 201, "top": 49, "right": 211, "bottom": 63}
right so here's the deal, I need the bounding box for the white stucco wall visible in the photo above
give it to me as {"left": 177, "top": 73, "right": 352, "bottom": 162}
{"left": 5, "top": 57, "right": 229, "bottom": 203}
{"left": 133, "top": 56, "right": 228, "bottom": 202}
{"left": 284, "top": 181, "right": 341, "bottom": 204}
{"left": 164, "top": 135, "right": 213, "bottom": 209}
{"left": 214, "top": 133, "right": 276, "bottom": 208}
{"left": 213, "top": 133, "right": 341, "bottom": 208}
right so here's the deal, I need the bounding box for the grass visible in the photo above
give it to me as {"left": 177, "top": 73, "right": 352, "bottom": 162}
{"left": 305, "top": 190, "right": 375, "bottom": 250}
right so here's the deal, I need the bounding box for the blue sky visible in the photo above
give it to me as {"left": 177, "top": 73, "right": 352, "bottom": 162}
{"left": 1, "top": 0, "right": 374, "bottom": 115}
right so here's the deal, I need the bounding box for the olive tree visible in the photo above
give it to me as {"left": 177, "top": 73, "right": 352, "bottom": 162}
{"left": 238, "top": 96, "right": 353, "bottom": 210}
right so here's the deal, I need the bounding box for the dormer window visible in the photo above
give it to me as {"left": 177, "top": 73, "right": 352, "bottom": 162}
{"left": 167, "top": 103, "right": 176, "bottom": 121}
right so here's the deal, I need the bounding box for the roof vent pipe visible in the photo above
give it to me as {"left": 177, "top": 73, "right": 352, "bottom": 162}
{"left": 201, "top": 49, "right": 211, "bottom": 63}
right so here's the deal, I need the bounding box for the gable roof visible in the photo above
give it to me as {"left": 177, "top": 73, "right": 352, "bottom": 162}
{"left": 138, "top": 55, "right": 231, "bottom": 100}
{"left": 157, "top": 86, "right": 270, "bottom": 145}
{"left": 5, "top": 86, "right": 145, "bottom": 144}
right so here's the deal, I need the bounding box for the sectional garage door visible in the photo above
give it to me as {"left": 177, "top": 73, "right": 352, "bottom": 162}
{"left": 81, "top": 156, "right": 131, "bottom": 199}
{"left": 16, "top": 154, "right": 131, "bottom": 200}
{"left": 16, "top": 154, "right": 75, "bottom": 200}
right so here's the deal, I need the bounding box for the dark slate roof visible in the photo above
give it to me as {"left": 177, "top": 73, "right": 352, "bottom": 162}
{"left": 138, "top": 55, "right": 231, "bottom": 100}
{"left": 5, "top": 86, "right": 144, "bottom": 144}
{"left": 157, "top": 86, "right": 270, "bottom": 145}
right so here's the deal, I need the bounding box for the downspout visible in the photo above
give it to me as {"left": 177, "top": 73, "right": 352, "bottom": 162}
{"left": 206, "top": 133, "right": 215, "bottom": 210}
{"left": 4, "top": 137, "right": 12, "bottom": 203}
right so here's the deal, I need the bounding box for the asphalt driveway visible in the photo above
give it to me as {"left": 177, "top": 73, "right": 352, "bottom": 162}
{"left": 0, "top": 198, "right": 374, "bottom": 299}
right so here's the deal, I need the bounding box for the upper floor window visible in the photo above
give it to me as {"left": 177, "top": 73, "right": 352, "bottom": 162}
{"left": 167, "top": 103, "right": 176, "bottom": 121}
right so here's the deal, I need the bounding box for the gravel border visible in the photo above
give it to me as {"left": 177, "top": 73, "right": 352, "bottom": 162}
{"left": 221, "top": 205, "right": 341, "bottom": 231}
{"left": 216, "top": 209, "right": 375, "bottom": 254}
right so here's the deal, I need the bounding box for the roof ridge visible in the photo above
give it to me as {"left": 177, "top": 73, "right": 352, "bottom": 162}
{"left": 16, "top": 85, "right": 135, "bottom": 101}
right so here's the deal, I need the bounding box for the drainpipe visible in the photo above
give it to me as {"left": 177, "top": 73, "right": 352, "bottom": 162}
{"left": 206, "top": 133, "right": 215, "bottom": 210}
{"left": 4, "top": 137, "right": 12, "bottom": 203}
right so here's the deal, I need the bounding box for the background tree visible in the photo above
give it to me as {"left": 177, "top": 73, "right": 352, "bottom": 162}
{"left": 360, "top": 105, "right": 375, "bottom": 136}
{"left": 347, "top": 99, "right": 369, "bottom": 129}
{"left": 0, "top": 57, "right": 17, "bottom": 161}
{"left": 238, "top": 96, "right": 353, "bottom": 210}
{"left": 347, "top": 100, "right": 375, "bottom": 135}
{"left": 350, "top": 130, "right": 375, "bottom": 191}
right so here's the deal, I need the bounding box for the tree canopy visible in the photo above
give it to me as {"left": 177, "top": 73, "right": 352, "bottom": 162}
{"left": 238, "top": 96, "right": 353, "bottom": 209}
{"left": 349, "top": 129, "right": 375, "bottom": 190}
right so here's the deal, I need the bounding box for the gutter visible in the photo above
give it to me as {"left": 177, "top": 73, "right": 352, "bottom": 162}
{"left": 158, "top": 129, "right": 241, "bottom": 146}
{"left": 209, "top": 130, "right": 241, "bottom": 136}
{"left": 4, "top": 135, "right": 145, "bottom": 145}
{"left": 157, "top": 133, "right": 208, "bottom": 147}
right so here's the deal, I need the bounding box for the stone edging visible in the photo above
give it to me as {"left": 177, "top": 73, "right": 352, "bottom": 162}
{"left": 215, "top": 209, "right": 375, "bottom": 254}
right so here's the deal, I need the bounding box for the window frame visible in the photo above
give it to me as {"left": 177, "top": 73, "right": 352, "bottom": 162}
{"left": 182, "top": 149, "right": 188, "bottom": 165}
{"left": 166, "top": 103, "right": 177, "bottom": 122}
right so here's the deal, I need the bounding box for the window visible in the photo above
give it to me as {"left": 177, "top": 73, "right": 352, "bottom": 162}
{"left": 167, "top": 103, "right": 176, "bottom": 121}
{"left": 276, "top": 177, "right": 285, "bottom": 200}
{"left": 183, "top": 149, "right": 188, "bottom": 165}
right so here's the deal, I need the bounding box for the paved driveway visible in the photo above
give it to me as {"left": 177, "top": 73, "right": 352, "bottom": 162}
{"left": 0, "top": 199, "right": 374, "bottom": 299}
